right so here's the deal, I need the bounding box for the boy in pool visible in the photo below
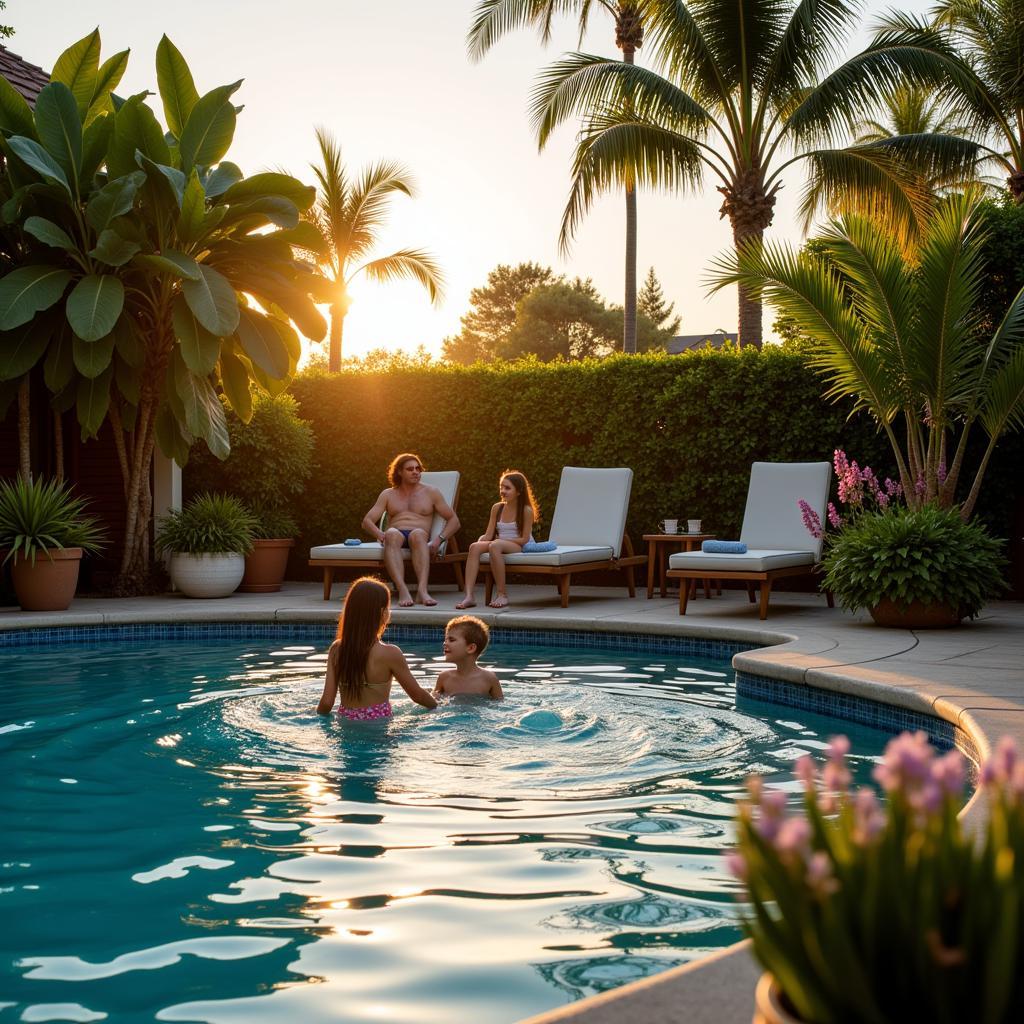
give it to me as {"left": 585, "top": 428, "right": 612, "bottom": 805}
{"left": 435, "top": 616, "right": 503, "bottom": 700}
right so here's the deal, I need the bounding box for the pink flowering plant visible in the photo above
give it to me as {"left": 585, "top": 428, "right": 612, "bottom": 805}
{"left": 729, "top": 732, "right": 1024, "bottom": 1022}
{"left": 799, "top": 450, "right": 1005, "bottom": 618}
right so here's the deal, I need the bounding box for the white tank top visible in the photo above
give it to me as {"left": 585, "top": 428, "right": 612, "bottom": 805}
{"left": 496, "top": 519, "right": 519, "bottom": 540}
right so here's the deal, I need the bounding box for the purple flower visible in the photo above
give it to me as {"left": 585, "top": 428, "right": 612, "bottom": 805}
{"left": 795, "top": 755, "right": 817, "bottom": 790}
{"left": 852, "top": 788, "right": 886, "bottom": 845}
{"left": 806, "top": 852, "right": 839, "bottom": 895}
{"left": 827, "top": 502, "right": 843, "bottom": 529}
{"left": 724, "top": 850, "right": 748, "bottom": 881}
{"left": 931, "top": 750, "right": 965, "bottom": 797}
{"left": 798, "top": 499, "right": 823, "bottom": 539}
{"left": 937, "top": 460, "right": 947, "bottom": 486}
{"left": 775, "top": 817, "right": 811, "bottom": 856}
{"left": 873, "top": 731, "right": 934, "bottom": 793}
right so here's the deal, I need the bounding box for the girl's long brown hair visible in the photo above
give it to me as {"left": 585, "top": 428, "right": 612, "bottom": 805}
{"left": 331, "top": 576, "right": 390, "bottom": 701}
{"left": 501, "top": 470, "right": 540, "bottom": 538}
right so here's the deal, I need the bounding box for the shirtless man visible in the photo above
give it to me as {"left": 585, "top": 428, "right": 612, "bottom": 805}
{"left": 361, "top": 453, "right": 460, "bottom": 608}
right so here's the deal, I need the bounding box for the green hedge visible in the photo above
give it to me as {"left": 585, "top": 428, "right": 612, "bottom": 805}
{"left": 284, "top": 348, "right": 903, "bottom": 564}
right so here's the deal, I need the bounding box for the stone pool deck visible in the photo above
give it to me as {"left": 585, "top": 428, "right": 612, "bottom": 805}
{"left": 3, "top": 582, "right": 1023, "bottom": 1024}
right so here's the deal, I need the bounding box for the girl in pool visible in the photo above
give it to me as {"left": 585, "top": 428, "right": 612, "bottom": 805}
{"left": 456, "top": 469, "right": 540, "bottom": 610}
{"left": 317, "top": 576, "right": 438, "bottom": 719}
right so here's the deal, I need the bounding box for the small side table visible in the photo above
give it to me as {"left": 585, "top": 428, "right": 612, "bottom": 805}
{"left": 643, "top": 533, "right": 716, "bottom": 598}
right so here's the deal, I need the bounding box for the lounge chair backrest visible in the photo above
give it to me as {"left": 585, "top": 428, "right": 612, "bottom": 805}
{"left": 380, "top": 470, "right": 460, "bottom": 551}
{"left": 739, "top": 462, "right": 832, "bottom": 558}
{"left": 548, "top": 467, "right": 633, "bottom": 557}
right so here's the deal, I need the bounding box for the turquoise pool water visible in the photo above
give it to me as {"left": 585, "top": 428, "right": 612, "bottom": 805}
{"left": 0, "top": 630, "right": 896, "bottom": 1023}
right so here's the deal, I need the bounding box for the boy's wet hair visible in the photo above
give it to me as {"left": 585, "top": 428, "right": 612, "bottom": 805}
{"left": 447, "top": 615, "right": 489, "bottom": 654}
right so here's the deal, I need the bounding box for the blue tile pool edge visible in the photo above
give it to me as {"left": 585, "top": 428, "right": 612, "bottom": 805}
{"left": 0, "top": 620, "right": 977, "bottom": 764}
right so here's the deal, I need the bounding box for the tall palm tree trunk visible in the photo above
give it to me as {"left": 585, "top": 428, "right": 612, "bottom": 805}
{"left": 622, "top": 47, "right": 638, "bottom": 354}
{"left": 720, "top": 170, "right": 778, "bottom": 349}
{"left": 329, "top": 306, "right": 344, "bottom": 372}
{"left": 17, "top": 376, "right": 30, "bottom": 482}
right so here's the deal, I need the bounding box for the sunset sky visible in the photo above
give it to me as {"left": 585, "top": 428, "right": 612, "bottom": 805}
{"left": 14, "top": 0, "right": 930, "bottom": 360}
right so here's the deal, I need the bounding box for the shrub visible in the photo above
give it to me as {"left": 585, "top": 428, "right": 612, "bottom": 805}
{"left": 822, "top": 504, "right": 1007, "bottom": 617}
{"left": 0, "top": 477, "right": 106, "bottom": 563}
{"left": 155, "top": 494, "right": 257, "bottom": 556}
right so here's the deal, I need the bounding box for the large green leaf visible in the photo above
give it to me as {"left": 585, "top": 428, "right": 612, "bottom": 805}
{"left": 156, "top": 35, "right": 199, "bottom": 139}
{"left": 113, "top": 352, "right": 140, "bottom": 405}
{"left": 271, "top": 221, "right": 329, "bottom": 256}
{"left": 0, "top": 266, "right": 73, "bottom": 330}
{"left": 33, "top": 83, "right": 83, "bottom": 183}
{"left": 217, "top": 342, "right": 253, "bottom": 423}
{"left": 182, "top": 264, "right": 239, "bottom": 336}
{"left": 177, "top": 170, "right": 207, "bottom": 244}
{"left": 6, "top": 136, "right": 71, "bottom": 193}
{"left": 221, "top": 195, "right": 300, "bottom": 231}
{"left": 111, "top": 315, "right": 144, "bottom": 368}
{"left": 235, "top": 307, "right": 290, "bottom": 378}
{"left": 0, "top": 316, "right": 55, "bottom": 381}
{"left": 89, "top": 229, "right": 141, "bottom": 267}
{"left": 72, "top": 329, "right": 115, "bottom": 379}
{"left": 178, "top": 81, "right": 240, "bottom": 171}
{"left": 246, "top": 274, "right": 327, "bottom": 341}
{"left": 138, "top": 154, "right": 186, "bottom": 211}
{"left": 132, "top": 251, "right": 201, "bottom": 281}
{"left": 0, "top": 75, "right": 36, "bottom": 137}
{"left": 50, "top": 29, "right": 101, "bottom": 118}
{"left": 90, "top": 50, "right": 130, "bottom": 122}
{"left": 172, "top": 294, "right": 221, "bottom": 375}
{"left": 173, "top": 351, "right": 229, "bottom": 458}
{"left": 66, "top": 274, "right": 125, "bottom": 342}
{"left": 44, "top": 325, "right": 75, "bottom": 391}
{"left": 154, "top": 405, "right": 192, "bottom": 466}
{"left": 86, "top": 171, "right": 145, "bottom": 232}
{"left": 222, "top": 173, "right": 316, "bottom": 212}
{"left": 80, "top": 113, "right": 114, "bottom": 182}
{"left": 24, "top": 217, "right": 77, "bottom": 253}
{"left": 107, "top": 95, "right": 171, "bottom": 178}
{"left": 204, "top": 161, "right": 243, "bottom": 198}
{"left": 76, "top": 363, "right": 112, "bottom": 440}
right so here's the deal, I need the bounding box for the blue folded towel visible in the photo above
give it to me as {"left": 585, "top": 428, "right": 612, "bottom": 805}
{"left": 344, "top": 538, "right": 362, "bottom": 546}
{"left": 522, "top": 540, "right": 557, "bottom": 553}
{"left": 702, "top": 540, "right": 747, "bottom": 554}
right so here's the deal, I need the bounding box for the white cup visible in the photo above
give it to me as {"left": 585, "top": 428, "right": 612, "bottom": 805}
{"left": 687, "top": 519, "right": 702, "bottom": 533}
{"left": 660, "top": 518, "right": 678, "bottom": 534}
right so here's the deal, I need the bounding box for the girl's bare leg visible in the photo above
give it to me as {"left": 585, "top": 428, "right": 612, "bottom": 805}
{"left": 487, "top": 540, "right": 522, "bottom": 608}
{"left": 456, "top": 540, "right": 488, "bottom": 609}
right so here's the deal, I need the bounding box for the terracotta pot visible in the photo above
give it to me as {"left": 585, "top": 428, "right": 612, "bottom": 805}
{"left": 169, "top": 552, "right": 245, "bottom": 598}
{"left": 239, "top": 538, "right": 295, "bottom": 593}
{"left": 753, "top": 973, "right": 806, "bottom": 1024}
{"left": 8, "top": 547, "right": 83, "bottom": 611}
{"left": 869, "top": 598, "right": 963, "bottom": 629}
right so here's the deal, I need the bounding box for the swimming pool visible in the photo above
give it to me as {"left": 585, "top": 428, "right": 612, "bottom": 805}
{"left": 0, "top": 626, "right": 899, "bottom": 1023}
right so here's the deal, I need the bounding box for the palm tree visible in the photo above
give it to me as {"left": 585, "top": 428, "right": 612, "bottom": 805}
{"left": 306, "top": 127, "right": 444, "bottom": 371}
{"left": 468, "top": 1, "right": 646, "bottom": 353}
{"left": 530, "top": 0, "right": 983, "bottom": 347}
{"left": 714, "top": 191, "right": 1024, "bottom": 516}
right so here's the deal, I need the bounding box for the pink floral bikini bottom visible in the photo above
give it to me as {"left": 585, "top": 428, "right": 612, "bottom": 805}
{"left": 338, "top": 702, "right": 393, "bottom": 722}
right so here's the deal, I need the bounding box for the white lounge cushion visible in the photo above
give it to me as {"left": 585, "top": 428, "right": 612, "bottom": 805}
{"left": 668, "top": 548, "right": 816, "bottom": 573}
{"left": 480, "top": 544, "right": 614, "bottom": 567}
{"left": 309, "top": 470, "right": 459, "bottom": 561}
{"left": 548, "top": 467, "right": 633, "bottom": 557}
{"left": 740, "top": 462, "right": 831, "bottom": 559}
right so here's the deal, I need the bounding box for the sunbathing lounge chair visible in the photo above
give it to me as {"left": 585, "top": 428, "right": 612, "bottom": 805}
{"left": 308, "top": 470, "right": 465, "bottom": 600}
{"left": 666, "top": 461, "right": 833, "bottom": 619}
{"left": 480, "top": 466, "right": 646, "bottom": 608}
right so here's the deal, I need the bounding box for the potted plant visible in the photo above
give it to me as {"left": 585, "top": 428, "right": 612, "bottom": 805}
{"left": 239, "top": 502, "right": 298, "bottom": 593}
{"left": 155, "top": 493, "right": 257, "bottom": 598}
{"left": 800, "top": 451, "right": 1006, "bottom": 627}
{"left": 0, "top": 477, "right": 107, "bottom": 611}
{"left": 729, "top": 732, "right": 1024, "bottom": 1024}
{"left": 186, "top": 393, "right": 313, "bottom": 592}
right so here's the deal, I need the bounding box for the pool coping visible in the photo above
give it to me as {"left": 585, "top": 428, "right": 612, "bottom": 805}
{"left": 3, "top": 585, "right": 1023, "bottom": 1023}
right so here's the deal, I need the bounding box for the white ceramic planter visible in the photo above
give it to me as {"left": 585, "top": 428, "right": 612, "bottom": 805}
{"left": 169, "top": 552, "right": 245, "bottom": 598}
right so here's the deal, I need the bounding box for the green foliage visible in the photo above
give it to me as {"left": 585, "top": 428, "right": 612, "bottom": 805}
{"left": 248, "top": 501, "right": 299, "bottom": 541}
{"left": 823, "top": 504, "right": 1006, "bottom": 617}
{"left": 286, "top": 348, "right": 896, "bottom": 556}
{"left": 184, "top": 392, "right": 313, "bottom": 534}
{"left": 637, "top": 266, "right": 681, "bottom": 335}
{"left": 978, "top": 194, "right": 1024, "bottom": 334}
{"left": 0, "top": 476, "right": 107, "bottom": 563}
{"left": 155, "top": 493, "right": 256, "bottom": 555}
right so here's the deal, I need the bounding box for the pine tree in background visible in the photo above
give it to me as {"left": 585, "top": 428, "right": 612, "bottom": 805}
{"left": 637, "top": 268, "right": 681, "bottom": 336}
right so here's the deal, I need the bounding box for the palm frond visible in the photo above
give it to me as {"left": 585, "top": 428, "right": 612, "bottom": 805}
{"left": 354, "top": 249, "right": 445, "bottom": 305}
{"left": 530, "top": 53, "right": 713, "bottom": 147}
{"left": 557, "top": 115, "right": 706, "bottom": 250}
{"left": 311, "top": 125, "right": 348, "bottom": 265}
{"left": 466, "top": 0, "right": 581, "bottom": 61}
{"left": 709, "top": 237, "right": 902, "bottom": 423}
{"left": 974, "top": 277, "right": 1024, "bottom": 417}
{"left": 344, "top": 161, "right": 416, "bottom": 264}
{"left": 979, "top": 343, "right": 1024, "bottom": 437}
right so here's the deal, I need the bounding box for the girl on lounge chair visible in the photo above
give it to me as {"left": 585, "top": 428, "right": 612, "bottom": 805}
{"left": 456, "top": 470, "right": 539, "bottom": 609}
{"left": 317, "top": 577, "right": 437, "bottom": 719}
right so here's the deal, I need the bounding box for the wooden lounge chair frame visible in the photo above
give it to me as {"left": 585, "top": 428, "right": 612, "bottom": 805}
{"left": 669, "top": 564, "right": 834, "bottom": 620}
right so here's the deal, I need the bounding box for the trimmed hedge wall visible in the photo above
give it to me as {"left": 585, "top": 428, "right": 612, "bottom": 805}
{"left": 287, "top": 349, "right": 901, "bottom": 565}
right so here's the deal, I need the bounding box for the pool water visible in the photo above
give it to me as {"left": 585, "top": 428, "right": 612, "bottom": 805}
{"left": 0, "top": 632, "right": 895, "bottom": 1023}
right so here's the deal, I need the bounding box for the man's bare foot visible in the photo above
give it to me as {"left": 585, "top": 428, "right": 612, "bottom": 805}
{"left": 488, "top": 594, "right": 509, "bottom": 609}
{"left": 454, "top": 596, "right": 476, "bottom": 610}
{"left": 397, "top": 590, "right": 415, "bottom": 608}
{"left": 417, "top": 592, "right": 438, "bottom": 607}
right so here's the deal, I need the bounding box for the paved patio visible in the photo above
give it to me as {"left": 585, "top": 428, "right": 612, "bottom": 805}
{"left": 3, "top": 582, "right": 1023, "bottom": 1023}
